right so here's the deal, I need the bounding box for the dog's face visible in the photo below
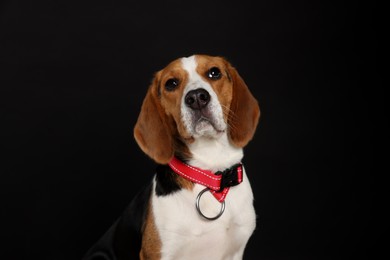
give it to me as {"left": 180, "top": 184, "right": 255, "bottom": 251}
{"left": 156, "top": 55, "right": 233, "bottom": 140}
{"left": 134, "top": 54, "right": 260, "bottom": 164}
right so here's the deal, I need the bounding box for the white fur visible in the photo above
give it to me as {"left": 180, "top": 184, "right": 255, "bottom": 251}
{"left": 152, "top": 168, "right": 256, "bottom": 260}
{"left": 180, "top": 55, "right": 226, "bottom": 138}
{"left": 188, "top": 133, "right": 243, "bottom": 172}
{"left": 151, "top": 55, "right": 257, "bottom": 260}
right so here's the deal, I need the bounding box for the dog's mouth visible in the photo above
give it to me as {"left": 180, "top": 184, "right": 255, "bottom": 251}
{"left": 191, "top": 110, "right": 225, "bottom": 137}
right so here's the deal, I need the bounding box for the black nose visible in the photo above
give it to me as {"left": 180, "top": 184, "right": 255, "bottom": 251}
{"left": 185, "top": 88, "right": 210, "bottom": 110}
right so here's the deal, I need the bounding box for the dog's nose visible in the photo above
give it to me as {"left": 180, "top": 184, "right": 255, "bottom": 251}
{"left": 185, "top": 88, "right": 210, "bottom": 110}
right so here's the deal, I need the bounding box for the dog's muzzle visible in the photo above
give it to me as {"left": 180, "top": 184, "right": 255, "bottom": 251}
{"left": 183, "top": 87, "right": 225, "bottom": 137}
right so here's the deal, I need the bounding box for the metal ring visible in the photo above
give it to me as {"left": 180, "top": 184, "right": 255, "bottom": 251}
{"left": 195, "top": 188, "right": 225, "bottom": 220}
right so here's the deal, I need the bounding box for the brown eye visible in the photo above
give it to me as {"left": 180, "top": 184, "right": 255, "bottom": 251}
{"left": 207, "top": 67, "right": 222, "bottom": 80}
{"left": 165, "top": 78, "right": 179, "bottom": 91}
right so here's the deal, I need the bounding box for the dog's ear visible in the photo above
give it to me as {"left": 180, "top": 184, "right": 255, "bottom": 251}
{"left": 226, "top": 62, "right": 260, "bottom": 148}
{"left": 134, "top": 72, "right": 175, "bottom": 164}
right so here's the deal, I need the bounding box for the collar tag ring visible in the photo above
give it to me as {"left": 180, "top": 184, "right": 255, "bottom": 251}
{"left": 195, "top": 188, "right": 225, "bottom": 220}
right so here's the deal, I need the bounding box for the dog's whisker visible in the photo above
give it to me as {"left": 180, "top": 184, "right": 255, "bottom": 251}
{"left": 220, "top": 104, "right": 240, "bottom": 132}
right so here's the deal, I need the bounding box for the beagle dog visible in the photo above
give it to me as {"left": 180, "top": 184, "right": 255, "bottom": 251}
{"left": 82, "top": 54, "right": 260, "bottom": 260}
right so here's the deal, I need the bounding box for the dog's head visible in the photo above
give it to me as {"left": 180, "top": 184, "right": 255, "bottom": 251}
{"left": 134, "top": 54, "right": 260, "bottom": 164}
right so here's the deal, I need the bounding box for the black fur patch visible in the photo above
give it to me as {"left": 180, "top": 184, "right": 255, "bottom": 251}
{"left": 155, "top": 164, "right": 181, "bottom": 196}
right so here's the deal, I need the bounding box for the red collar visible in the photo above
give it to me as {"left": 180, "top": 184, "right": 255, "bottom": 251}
{"left": 168, "top": 157, "right": 243, "bottom": 202}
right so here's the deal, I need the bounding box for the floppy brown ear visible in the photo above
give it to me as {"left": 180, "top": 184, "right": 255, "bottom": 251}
{"left": 227, "top": 63, "right": 260, "bottom": 148}
{"left": 133, "top": 73, "right": 174, "bottom": 164}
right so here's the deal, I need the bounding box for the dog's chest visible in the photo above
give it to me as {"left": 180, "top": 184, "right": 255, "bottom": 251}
{"left": 151, "top": 171, "right": 256, "bottom": 260}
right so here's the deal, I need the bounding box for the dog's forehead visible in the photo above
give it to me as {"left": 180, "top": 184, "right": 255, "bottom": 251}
{"left": 161, "top": 55, "right": 226, "bottom": 75}
{"left": 180, "top": 55, "right": 198, "bottom": 75}
{"left": 182, "top": 55, "right": 226, "bottom": 73}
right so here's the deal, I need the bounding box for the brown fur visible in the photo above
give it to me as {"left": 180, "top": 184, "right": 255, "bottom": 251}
{"left": 139, "top": 199, "right": 161, "bottom": 260}
{"left": 133, "top": 74, "right": 176, "bottom": 164}
{"left": 225, "top": 60, "right": 260, "bottom": 147}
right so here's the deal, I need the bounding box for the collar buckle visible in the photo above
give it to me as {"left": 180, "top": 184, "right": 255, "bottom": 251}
{"left": 215, "top": 164, "right": 242, "bottom": 192}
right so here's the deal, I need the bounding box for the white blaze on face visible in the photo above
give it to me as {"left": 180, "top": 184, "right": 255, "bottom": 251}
{"left": 180, "top": 55, "right": 226, "bottom": 138}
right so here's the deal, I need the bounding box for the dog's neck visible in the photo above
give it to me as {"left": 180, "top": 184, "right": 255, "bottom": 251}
{"left": 185, "top": 132, "right": 243, "bottom": 172}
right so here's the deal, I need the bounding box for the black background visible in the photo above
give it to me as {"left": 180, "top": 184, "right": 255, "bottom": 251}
{"left": 0, "top": 0, "right": 379, "bottom": 259}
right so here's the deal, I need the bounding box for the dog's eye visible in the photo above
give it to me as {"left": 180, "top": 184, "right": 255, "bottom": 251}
{"left": 165, "top": 78, "right": 179, "bottom": 91}
{"left": 207, "top": 67, "right": 222, "bottom": 80}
